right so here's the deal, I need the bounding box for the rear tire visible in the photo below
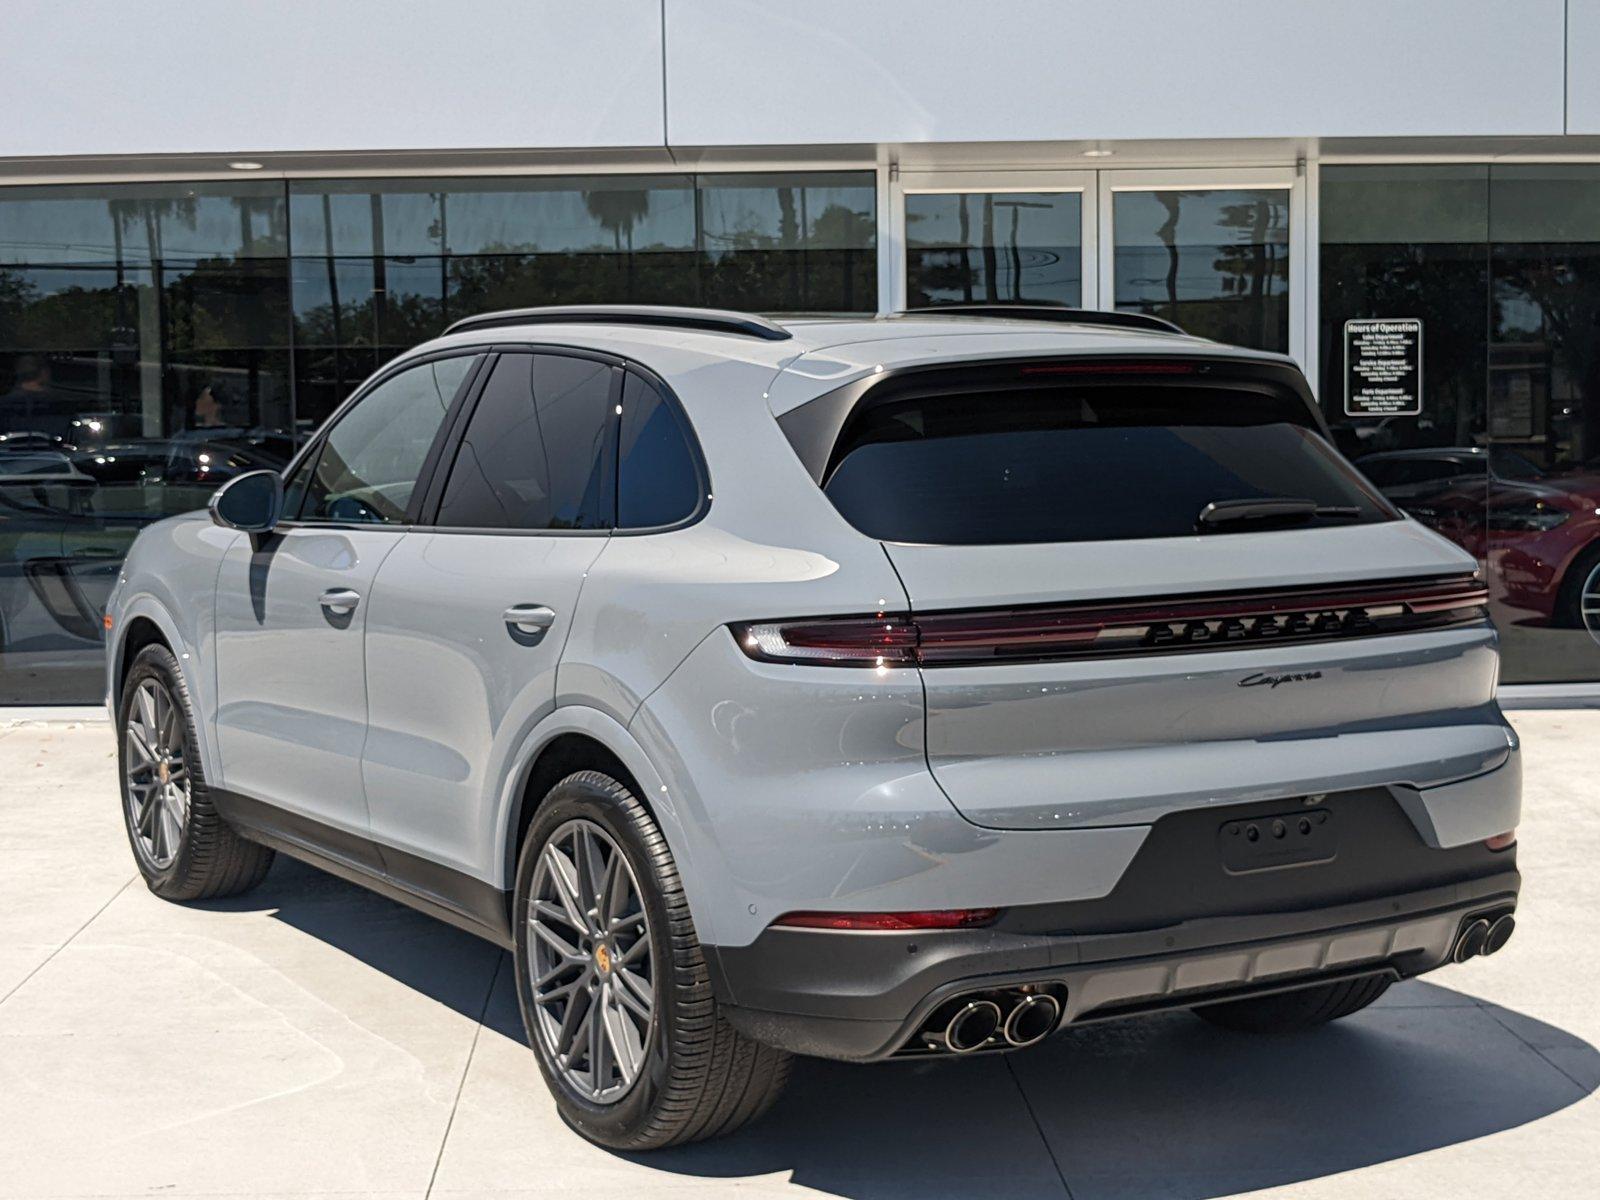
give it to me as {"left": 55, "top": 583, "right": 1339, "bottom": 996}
{"left": 1192, "top": 974, "right": 1391, "bottom": 1033}
{"left": 117, "top": 643, "right": 274, "bottom": 901}
{"left": 512, "top": 770, "right": 791, "bottom": 1149}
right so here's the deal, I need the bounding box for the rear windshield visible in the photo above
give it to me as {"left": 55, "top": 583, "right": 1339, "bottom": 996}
{"left": 821, "top": 385, "right": 1393, "bottom": 545}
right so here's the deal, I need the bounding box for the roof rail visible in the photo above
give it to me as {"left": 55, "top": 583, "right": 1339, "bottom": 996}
{"left": 443, "top": 304, "right": 793, "bottom": 341}
{"left": 898, "top": 304, "right": 1185, "bottom": 335}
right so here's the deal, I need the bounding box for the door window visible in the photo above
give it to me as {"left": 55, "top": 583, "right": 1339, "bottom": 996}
{"left": 1111, "top": 188, "right": 1291, "bottom": 351}
{"left": 904, "top": 192, "right": 1083, "bottom": 307}
{"left": 436, "top": 353, "right": 616, "bottom": 530}
{"left": 617, "top": 372, "right": 703, "bottom": 529}
{"left": 297, "top": 354, "right": 477, "bottom": 523}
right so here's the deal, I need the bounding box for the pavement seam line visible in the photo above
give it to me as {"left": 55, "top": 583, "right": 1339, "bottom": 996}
{"left": 1004, "top": 1054, "right": 1076, "bottom": 1199}
{"left": 0, "top": 874, "right": 135, "bottom": 1009}
{"left": 425, "top": 949, "right": 505, "bottom": 1199}
{"left": 1478, "top": 998, "right": 1592, "bottom": 1095}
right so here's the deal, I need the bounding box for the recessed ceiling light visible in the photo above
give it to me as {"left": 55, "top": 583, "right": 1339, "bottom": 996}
{"left": 1082, "top": 148, "right": 1114, "bottom": 158}
{"left": 228, "top": 160, "right": 265, "bottom": 171}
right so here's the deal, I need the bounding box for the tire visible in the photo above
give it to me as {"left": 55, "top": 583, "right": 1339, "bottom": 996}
{"left": 117, "top": 643, "right": 274, "bottom": 901}
{"left": 512, "top": 770, "right": 791, "bottom": 1150}
{"left": 1555, "top": 540, "right": 1600, "bottom": 636}
{"left": 1192, "top": 974, "right": 1391, "bottom": 1034}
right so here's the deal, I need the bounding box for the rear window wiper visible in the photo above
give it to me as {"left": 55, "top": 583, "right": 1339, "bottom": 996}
{"left": 1196, "top": 497, "right": 1363, "bottom": 531}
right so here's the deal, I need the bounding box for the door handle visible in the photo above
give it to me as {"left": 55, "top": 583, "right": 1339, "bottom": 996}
{"left": 504, "top": 604, "right": 557, "bottom": 635}
{"left": 319, "top": 588, "right": 362, "bottom": 614}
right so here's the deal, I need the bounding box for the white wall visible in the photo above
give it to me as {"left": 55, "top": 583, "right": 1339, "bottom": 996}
{"left": 665, "top": 0, "right": 1568, "bottom": 145}
{"left": 0, "top": 1, "right": 1580, "bottom": 159}
{"left": 0, "top": 0, "right": 666, "bottom": 157}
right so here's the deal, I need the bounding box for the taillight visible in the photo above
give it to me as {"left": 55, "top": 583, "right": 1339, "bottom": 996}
{"left": 733, "top": 615, "right": 919, "bottom": 666}
{"left": 772, "top": 908, "right": 1001, "bottom": 931}
{"left": 731, "top": 575, "right": 1488, "bottom": 668}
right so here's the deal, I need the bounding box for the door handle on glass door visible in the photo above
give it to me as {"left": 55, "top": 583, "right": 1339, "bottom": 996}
{"left": 319, "top": 588, "right": 362, "bottom": 614}
{"left": 504, "top": 604, "right": 556, "bottom": 635}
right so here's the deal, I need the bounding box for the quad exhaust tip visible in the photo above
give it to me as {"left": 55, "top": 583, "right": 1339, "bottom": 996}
{"left": 1453, "top": 912, "right": 1515, "bottom": 963}
{"left": 923, "top": 988, "right": 1065, "bottom": 1055}
{"left": 944, "top": 999, "right": 1003, "bottom": 1053}
{"left": 1003, "top": 993, "right": 1062, "bottom": 1048}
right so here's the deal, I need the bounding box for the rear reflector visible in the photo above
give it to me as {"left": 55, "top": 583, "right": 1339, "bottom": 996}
{"left": 732, "top": 574, "right": 1488, "bottom": 668}
{"left": 1484, "top": 830, "right": 1517, "bottom": 851}
{"left": 773, "top": 908, "right": 1001, "bottom": 931}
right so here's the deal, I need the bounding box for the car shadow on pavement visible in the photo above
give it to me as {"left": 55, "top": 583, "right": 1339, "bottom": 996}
{"left": 229, "top": 857, "right": 1598, "bottom": 1200}
{"left": 638, "top": 988, "right": 1599, "bottom": 1200}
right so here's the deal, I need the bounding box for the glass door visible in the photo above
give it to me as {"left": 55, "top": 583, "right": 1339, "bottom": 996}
{"left": 1097, "top": 167, "right": 1307, "bottom": 361}
{"left": 891, "top": 171, "right": 1097, "bottom": 311}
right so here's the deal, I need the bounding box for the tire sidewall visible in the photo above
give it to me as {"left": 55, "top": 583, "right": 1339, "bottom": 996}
{"left": 512, "top": 773, "right": 682, "bottom": 1146}
{"left": 116, "top": 644, "right": 206, "bottom": 893}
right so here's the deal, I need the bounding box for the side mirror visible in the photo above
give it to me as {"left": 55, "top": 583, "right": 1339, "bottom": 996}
{"left": 208, "top": 469, "right": 284, "bottom": 536}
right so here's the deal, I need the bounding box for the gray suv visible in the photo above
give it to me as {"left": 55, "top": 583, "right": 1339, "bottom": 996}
{"left": 105, "top": 305, "right": 1521, "bottom": 1149}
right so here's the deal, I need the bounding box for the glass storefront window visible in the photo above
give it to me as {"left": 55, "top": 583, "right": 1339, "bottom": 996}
{"left": 1113, "top": 188, "right": 1290, "bottom": 352}
{"left": 0, "top": 181, "right": 293, "bottom": 702}
{"left": 1321, "top": 164, "right": 1600, "bottom": 684}
{"left": 904, "top": 191, "right": 1083, "bottom": 307}
{"left": 0, "top": 170, "right": 876, "bottom": 703}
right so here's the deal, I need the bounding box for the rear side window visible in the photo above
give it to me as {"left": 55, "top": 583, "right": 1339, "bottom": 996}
{"left": 617, "top": 372, "right": 703, "bottom": 529}
{"left": 436, "top": 352, "right": 616, "bottom": 530}
{"left": 822, "top": 383, "right": 1393, "bottom": 545}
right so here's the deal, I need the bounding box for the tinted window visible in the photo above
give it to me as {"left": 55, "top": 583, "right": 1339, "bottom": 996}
{"left": 618, "top": 373, "right": 702, "bottom": 528}
{"left": 300, "top": 355, "right": 475, "bottom": 523}
{"left": 436, "top": 353, "right": 615, "bottom": 530}
{"left": 822, "top": 385, "right": 1391, "bottom": 545}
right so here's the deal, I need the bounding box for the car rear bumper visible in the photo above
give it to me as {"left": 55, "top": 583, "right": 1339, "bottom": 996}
{"left": 708, "top": 868, "right": 1519, "bottom": 1061}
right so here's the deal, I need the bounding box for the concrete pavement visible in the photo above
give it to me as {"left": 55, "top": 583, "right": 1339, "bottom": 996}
{"left": 0, "top": 713, "right": 1596, "bottom": 1199}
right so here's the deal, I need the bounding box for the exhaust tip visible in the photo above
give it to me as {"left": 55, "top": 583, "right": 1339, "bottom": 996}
{"left": 1482, "top": 913, "right": 1516, "bottom": 956}
{"left": 1453, "top": 918, "right": 1491, "bottom": 963}
{"left": 944, "top": 999, "right": 1002, "bottom": 1053}
{"left": 1003, "top": 993, "right": 1061, "bottom": 1048}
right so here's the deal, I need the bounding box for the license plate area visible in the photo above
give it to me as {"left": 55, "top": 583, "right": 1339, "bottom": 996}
{"left": 1218, "top": 807, "right": 1337, "bottom": 874}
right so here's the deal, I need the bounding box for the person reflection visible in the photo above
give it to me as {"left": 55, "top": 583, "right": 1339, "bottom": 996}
{"left": 192, "top": 378, "right": 229, "bottom": 429}
{"left": 0, "top": 355, "right": 69, "bottom": 441}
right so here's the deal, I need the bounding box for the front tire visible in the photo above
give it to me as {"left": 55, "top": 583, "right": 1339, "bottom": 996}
{"left": 1192, "top": 974, "right": 1391, "bottom": 1033}
{"left": 117, "top": 643, "right": 274, "bottom": 901}
{"left": 512, "top": 770, "right": 790, "bottom": 1149}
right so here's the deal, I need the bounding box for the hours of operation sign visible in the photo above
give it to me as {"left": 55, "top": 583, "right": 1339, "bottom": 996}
{"left": 1344, "top": 318, "right": 1422, "bottom": 417}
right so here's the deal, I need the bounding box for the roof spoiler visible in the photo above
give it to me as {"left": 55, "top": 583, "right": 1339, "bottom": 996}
{"left": 896, "top": 304, "right": 1185, "bottom": 335}
{"left": 443, "top": 304, "right": 793, "bottom": 341}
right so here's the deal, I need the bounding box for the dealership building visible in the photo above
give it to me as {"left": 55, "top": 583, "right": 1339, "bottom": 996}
{"left": 3, "top": 0, "right": 1600, "bottom": 702}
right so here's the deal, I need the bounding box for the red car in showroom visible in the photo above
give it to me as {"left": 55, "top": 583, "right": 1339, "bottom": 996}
{"left": 1356, "top": 446, "right": 1600, "bottom": 640}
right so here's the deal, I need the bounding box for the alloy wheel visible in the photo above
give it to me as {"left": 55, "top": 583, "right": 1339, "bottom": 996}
{"left": 527, "top": 818, "right": 655, "bottom": 1103}
{"left": 124, "top": 678, "right": 191, "bottom": 869}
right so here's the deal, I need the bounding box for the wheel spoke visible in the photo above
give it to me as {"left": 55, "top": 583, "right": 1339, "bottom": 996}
{"left": 531, "top": 918, "right": 584, "bottom": 963}
{"left": 126, "top": 725, "right": 157, "bottom": 767}
{"left": 588, "top": 986, "right": 610, "bottom": 1090}
{"left": 555, "top": 984, "right": 593, "bottom": 1060}
{"left": 601, "top": 989, "right": 642, "bottom": 1079}
{"left": 577, "top": 828, "right": 608, "bottom": 915}
{"left": 135, "top": 684, "right": 159, "bottom": 749}
{"left": 613, "top": 968, "right": 653, "bottom": 1022}
{"left": 544, "top": 844, "right": 588, "bottom": 933}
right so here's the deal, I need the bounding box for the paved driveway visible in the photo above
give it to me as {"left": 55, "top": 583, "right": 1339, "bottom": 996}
{"left": 1, "top": 713, "right": 1596, "bottom": 1200}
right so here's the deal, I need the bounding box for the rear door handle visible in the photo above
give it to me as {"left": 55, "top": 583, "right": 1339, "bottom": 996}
{"left": 504, "top": 604, "right": 556, "bottom": 635}
{"left": 319, "top": 588, "right": 362, "bottom": 614}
